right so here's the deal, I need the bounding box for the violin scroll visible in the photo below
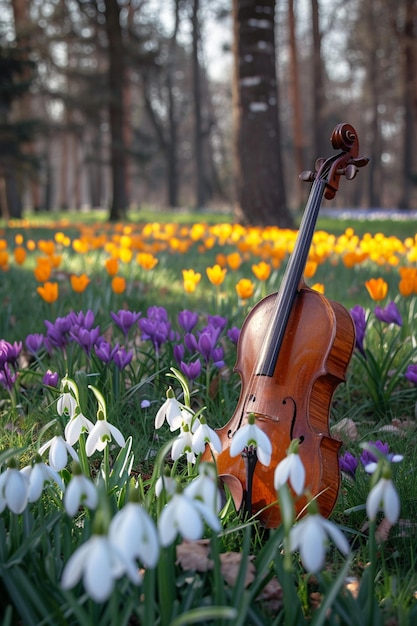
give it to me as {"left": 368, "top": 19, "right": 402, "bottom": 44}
{"left": 300, "top": 122, "right": 369, "bottom": 199}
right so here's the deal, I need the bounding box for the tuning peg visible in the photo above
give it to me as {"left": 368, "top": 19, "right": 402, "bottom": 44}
{"left": 299, "top": 170, "right": 316, "bottom": 182}
{"left": 345, "top": 164, "right": 358, "bottom": 180}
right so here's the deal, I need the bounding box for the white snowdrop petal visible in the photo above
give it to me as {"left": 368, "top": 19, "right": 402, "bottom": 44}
{"left": 366, "top": 479, "right": 385, "bottom": 521}
{"left": 299, "top": 518, "right": 327, "bottom": 573}
{"left": 84, "top": 538, "right": 115, "bottom": 602}
{"left": 61, "top": 541, "right": 91, "bottom": 590}
{"left": 321, "top": 518, "right": 350, "bottom": 556}
{"left": 384, "top": 480, "right": 400, "bottom": 525}
{"left": 274, "top": 456, "right": 291, "bottom": 491}
{"left": 108, "top": 423, "right": 125, "bottom": 448}
{"left": 290, "top": 456, "right": 306, "bottom": 496}
{"left": 177, "top": 497, "right": 203, "bottom": 541}
{"left": 158, "top": 502, "right": 179, "bottom": 547}
{"left": 5, "top": 470, "right": 28, "bottom": 514}
{"left": 229, "top": 425, "right": 249, "bottom": 457}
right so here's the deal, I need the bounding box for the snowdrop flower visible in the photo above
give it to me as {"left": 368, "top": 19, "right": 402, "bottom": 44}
{"left": 192, "top": 416, "right": 222, "bottom": 455}
{"left": 154, "top": 388, "right": 184, "bottom": 430}
{"left": 290, "top": 509, "right": 350, "bottom": 573}
{"left": 38, "top": 435, "right": 79, "bottom": 471}
{"left": 64, "top": 407, "right": 94, "bottom": 446}
{"left": 184, "top": 463, "right": 222, "bottom": 513}
{"left": 85, "top": 416, "right": 125, "bottom": 456}
{"left": 158, "top": 489, "right": 221, "bottom": 547}
{"left": 64, "top": 465, "right": 98, "bottom": 517}
{"left": 0, "top": 462, "right": 29, "bottom": 514}
{"left": 171, "top": 425, "right": 196, "bottom": 464}
{"left": 229, "top": 413, "right": 272, "bottom": 466}
{"left": 109, "top": 500, "right": 159, "bottom": 569}
{"left": 274, "top": 439, "right": 305, "bottom": 496}
{"left": 366, "top": 476, "right": 400, "bottom": 525}
{"left": 20, "top": 456, "right": 64, "bottom": 502}
{"left": 61, "top": 534, "right": 141, "bottom": 602}
{"left": 155, "top": 472, "right": 177, "bottom": 498}
{"left": 57, "top": 390, "right": 77, "bottom": 418}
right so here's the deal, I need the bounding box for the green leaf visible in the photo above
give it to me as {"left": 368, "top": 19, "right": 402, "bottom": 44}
{"left": 168, "top": 606, "right": 238, "bottom": 626}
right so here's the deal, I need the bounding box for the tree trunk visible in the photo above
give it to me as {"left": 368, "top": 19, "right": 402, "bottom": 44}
{"left": 398, "top": 0, "right": 416, "bottom": 209}
{"left": 310, "top": 0, "right": 326, "bottom": 160}
{"left": 232, "top": 0, "right": 292, "bottom": 227}
{"left": 191, "top": 0, "right": 205, "bottom": 210}
{"left": 104, "top": 0, "right": 127, "bottom": 221}
{"left": 288, "top": 0, "right": 305, "bottom": 208}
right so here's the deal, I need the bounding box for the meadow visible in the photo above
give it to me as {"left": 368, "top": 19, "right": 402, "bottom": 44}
{"left": 0, "top": 208, "right": 417, "bottom": 625}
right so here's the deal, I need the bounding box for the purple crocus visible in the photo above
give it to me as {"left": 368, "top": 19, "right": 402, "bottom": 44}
{"left": 71, "top": 310, "right": 96, "bottom": 330}
{"left": 180, "top": 359, "right": 202, "bottom": 381}
{"left": 178, "top": 310, "right": 199, "bottom": 333}
{"left": 207, "top": 315, "right": 228, "bottom": 331}
{"left": 94, "top": 339, "right": 113, "bottom": 364}
{"left": 173, "top": 343, "right": 185, "bottom": 364}
{"left": 0, "top": 339, "right": 22, "bottom": 367}
{"left": 44, "top": 315, "right": 73, "bottom": 350}
{"left": 110, "top": 310, "right": 141, "bottom": 338}
{"left": 350, "top": 305, "right": 367, "bottom": 355}
{"left": 0, "top": 363, "right": 17, "bottom": 392}
{"left": 227, "top": 326, "right": 241, "bottom": 345}
{"left": 374, "top": 301, "right": 402, "bottom": 326}
{"left": 112, "top": 345, "right": 133, "bottom": 370}
{"left": 360, "top": 440, "right": 389, "bottom": 467}
{"left": 405, "top": 364, "right": 417, "bottom": 385}
{"left": 25, "top": 333, "right": 45, "bottom": 355}
{"left": 139, "top": 306, "right": 177, "bottom": 353}
{"left": 43, "top": 369, "right": 59, "bottom": 387}
{"left": 70, "top": 326, "right": 101, "bottom": 355}
{"left": 339, "top": 451, "right": 358, "bottom": 478}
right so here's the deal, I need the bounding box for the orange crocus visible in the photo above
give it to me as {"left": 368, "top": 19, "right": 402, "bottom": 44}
{"left": 182, "top": 268, "right": 201, "bottom": 293}
{"left": 206, "top": 264, "right": 227, "bottom": 286}
{"left": 105, "top": 257, "right": 119, "bottom": 276}
{"left": 70, "top": 274, "right": 90, "bottom": 293}
{"left": 14, "top": 246, "right": 26, "bottom": 265}
{"left": 252, "top": 261, "right": 271, "bottom": 281}
{"left": 111, "top": 276, "right": 126, "bottom": 294}
{"left": 227, "top": 252, "right": 242, "bottom": 270}
{"left": 365, "top": 277, "right": 388, "bottom": 301}
{"left": 37, "top": 282, "right": 59, "bottom": 303}
{"left": 34, "top": 261, "right": 52, "bottom": 282}
{"left": 0, "top": 251, "right": 9, "bottom": 270}
{"left": 236, "top": 278, "right": 255, "bottom": 300}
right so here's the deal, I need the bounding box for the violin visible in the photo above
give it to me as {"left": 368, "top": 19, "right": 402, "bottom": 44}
{"left": 202, "top": 123, "right": 369, "bottom": 528}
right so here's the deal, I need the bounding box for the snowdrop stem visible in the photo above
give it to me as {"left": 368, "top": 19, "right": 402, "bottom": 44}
{"left": 102, "top": 445, "right": 110, "bottom": 490}
{"left": 158, "top": 545, "right": 176, "bottom": 626}
{"left": 367, "top": 517, "right": 377, "bottom": 625}
{"left": 77, "top": 434, "right": 90, "bottom": 478}
{"left": 143, "top": 565, "right": 156, "bottom": 626}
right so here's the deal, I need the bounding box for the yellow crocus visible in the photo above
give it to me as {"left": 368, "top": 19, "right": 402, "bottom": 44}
{"left": 137, "top": 252, "right": 159, "bottom": 270}
{"left": 182, "top": 268, "right": 201, "bottom": 293}
{"left": 206, "top": 264, "right": 227, "bottom": 286}
{"left": 252, "top": 261, "right": 271, "bottom": 281}
{"left": 236, "top": 278, "right": 254, "bottom": 300}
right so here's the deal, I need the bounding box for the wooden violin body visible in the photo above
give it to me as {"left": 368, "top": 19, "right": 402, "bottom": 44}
{"left": 202, "top": 123, "right": 368, "bottom": 528}
{"left": 207, "top": 282, "right": 355, "bottom": 527}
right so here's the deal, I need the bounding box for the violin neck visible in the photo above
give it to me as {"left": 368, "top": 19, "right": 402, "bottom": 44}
{"left": 256, "top": 178, "right": 327, "bottom": 377}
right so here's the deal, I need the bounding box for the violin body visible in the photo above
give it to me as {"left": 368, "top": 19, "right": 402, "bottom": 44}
{"left": 203, "top": 282, "right": 355, "bottom": 527}
{"left": 202, "top": 124, "right": 368, "bottom": 528}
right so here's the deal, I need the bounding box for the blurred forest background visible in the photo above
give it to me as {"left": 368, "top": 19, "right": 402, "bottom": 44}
{"left": 0, "top": 0, "right": 416, "bottom": 225}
